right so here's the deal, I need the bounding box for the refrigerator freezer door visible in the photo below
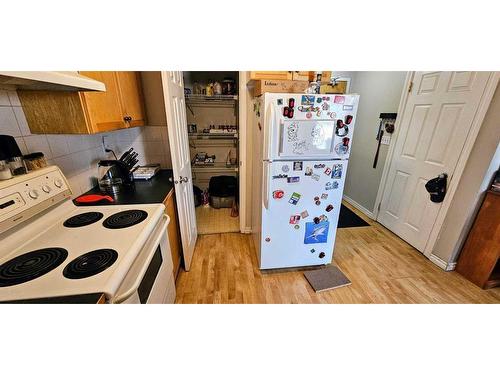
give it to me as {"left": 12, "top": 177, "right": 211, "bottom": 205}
{"left": 259, "top": 159, "right": 348, "bottom": 269}
{"left": 264, "top": 93, "right": 359, "bottom": 160}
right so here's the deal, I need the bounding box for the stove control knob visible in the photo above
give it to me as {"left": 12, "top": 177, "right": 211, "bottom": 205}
{"left": 42, "top": 185, "right": 51, "bottom": 193}
{"left": 54, "top": 179, "right": 63, "bottom": 188}
{"left": 29, "top": 189, "right": 39, "bottom": 199}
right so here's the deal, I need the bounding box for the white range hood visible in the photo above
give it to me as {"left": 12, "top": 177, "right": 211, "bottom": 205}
{"left": 0, "top": 71, "right": 106, "bottom": 92}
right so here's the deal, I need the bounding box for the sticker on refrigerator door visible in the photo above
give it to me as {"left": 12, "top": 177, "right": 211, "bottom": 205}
{"left": 326, "top": 204, "right": 334, "bottom": 212}
{"left": 288, "top": 192, "right": 301, "bottom": 205}
{"left": 272, "top": 190, "right": 284, "bottom": 199}
{"left": 293, "top": 161, "right": 303, "bottom": 171}
{"left": 334, "top": 95, "right": 345, "bottom": 104}
{"left": 304, "top": 166, "right": 313, "bottom": 176}
{"left": 300, "top": 210, "right": 309, "bottom": 219}
{"left": 334, "top": 137, "right": 350, "bottom": 155}
{"left": 314, "top": 163, "right": 325, "bottom": 169}
{"left": 321, "top": 193, "right": 328, "bottom": 200}
{"left": 277, "top": 98, "right": 283, "bottom": 105}
{"left": 304, "top": 221, "right": 330, "bottom": 244}
{"left": 294, "top": 224, "right": 300, "bottom": 230}
{"left": 335, "top": 119, "right": 349, "bottom": 137}
{"left": 325, "top": 181, "right": 339, "bottom": 190}
{"left": 322, "top": 102, "right": 330, "bottom": 111}
{"left": 306, "top": 112, "right": 312, "bottom": 119}
{"left": 301, "top": 95, "right": 315, "bottom": 106}
{"left": 272, "top": 174, "right": 288, "bottom": 179}
{"left": 324, "top": 167, "right": 332, "bottom": 176}
{"left": 343, "top": 105, "right": 354, "bottom": 111}
{"left": 332, "top": 164, "right": 343, "bottom": 178}
{"left": 289, "top": 215, "right": 301, "bottom": 224}
{"left": 282, "top": 164, "right": 290, "bottom": 173}
{"left": 287, "top": 176, "right": 300, "bottom": 183}
{"left": 345, "top": 114, "right": 353, "bottom": 124}
{"left": 319, "top": 214, "right": 328, "bottom": 222}
{"left": 316, "top": 97, "right": 322, "bottom": 103}
{"left": 311, "top": 174, "right": 320, "bottom": 181}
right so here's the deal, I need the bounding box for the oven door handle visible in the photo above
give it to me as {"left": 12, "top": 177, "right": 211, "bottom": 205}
{"left": 112, "top": 214, "right": 170, "bottom": 304}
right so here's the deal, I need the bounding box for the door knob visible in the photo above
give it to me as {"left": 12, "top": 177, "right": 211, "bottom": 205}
{"left": 179, "top": 176, "right": 189, "bottom": 183}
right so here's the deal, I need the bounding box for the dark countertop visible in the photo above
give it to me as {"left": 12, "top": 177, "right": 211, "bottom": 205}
{"left": 0, "top": 293, "right": 105, "bottom": 304}
{"left": 74, "top": 169, "right": 174, "bottom": 206}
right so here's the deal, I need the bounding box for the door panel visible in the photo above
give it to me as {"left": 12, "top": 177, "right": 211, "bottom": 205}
{"left": 260, "top": 159, "right": 347, "bottom": 269}
{"left": 162, "top": 71, "right": 198, "bottom": 271}
{"left": 80, "top": 71, "right": 125, "bottom": 132}
{"left": 378, "top": 71, "right": 491, "bottom": 252}
{"left": 116, "top": 71, "right": 145, "bottom": 127}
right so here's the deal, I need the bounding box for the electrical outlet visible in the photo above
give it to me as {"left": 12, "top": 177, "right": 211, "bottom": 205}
{"left": 381, "top": 135, "right": 391, "bottom": 145}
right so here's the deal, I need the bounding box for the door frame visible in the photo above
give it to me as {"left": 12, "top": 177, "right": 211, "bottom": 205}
{"left": 374, "top": 71, "right": 499, "bottom": 264}
{"left": 238, "top": 71, "right": 250, "bottom": 233}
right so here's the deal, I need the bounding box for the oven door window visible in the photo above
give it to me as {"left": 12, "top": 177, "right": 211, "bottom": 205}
{"left": 137, "top": 245, "right": 163, "bottom": 304}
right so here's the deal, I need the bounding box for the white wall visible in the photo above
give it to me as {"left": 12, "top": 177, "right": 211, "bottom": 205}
{"left": 343, "top": 71, "right": 407, "bottom": 214}
{"left": 0, "top": 89, "right": 171, "bottom": 197}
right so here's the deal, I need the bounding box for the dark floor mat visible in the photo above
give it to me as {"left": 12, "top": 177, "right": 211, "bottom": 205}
{"left": 304, "top": 266, "right": 352, "bottom": 292}
{"left": 338, "top": 204, "right": 370, "bottom": 228}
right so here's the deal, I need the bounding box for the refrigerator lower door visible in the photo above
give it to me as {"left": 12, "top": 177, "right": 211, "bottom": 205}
{"left": 260, "top": 159, "right": 348, "bottom": 269}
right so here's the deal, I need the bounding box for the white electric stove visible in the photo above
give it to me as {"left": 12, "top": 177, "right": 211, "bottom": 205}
{"left": 0, "top": 166, "right": 176, "bottom": 303}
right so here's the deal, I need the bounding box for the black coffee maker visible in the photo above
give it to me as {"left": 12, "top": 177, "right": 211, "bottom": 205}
{"left": 97, "top": 160, "right": 134, "bottom": 194}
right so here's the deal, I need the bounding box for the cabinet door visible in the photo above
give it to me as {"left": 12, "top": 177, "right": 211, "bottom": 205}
{"left": 80, "top": 71, "right": 126, "bottom": 132}
{"left": 116, "top": 71, "right": 146, "bottom": 127}
{"left": 249, "top": 71, "right": 292, "bottom": 80}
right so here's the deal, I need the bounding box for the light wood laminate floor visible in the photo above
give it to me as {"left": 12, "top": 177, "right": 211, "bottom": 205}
{"left": 176, "top": 203, "right": 500, "bottom": 303}
{"left": 196, "top": 206, "right": 239, "bottom": 235}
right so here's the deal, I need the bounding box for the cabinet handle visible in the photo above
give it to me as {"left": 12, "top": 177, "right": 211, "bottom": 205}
{"left": 124, "top": 116, "right": 132, "bottom": 122}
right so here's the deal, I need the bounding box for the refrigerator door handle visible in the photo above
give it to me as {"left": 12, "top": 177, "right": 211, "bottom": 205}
{"left": 263, "top": 161, "right": 271, "bottom": 210}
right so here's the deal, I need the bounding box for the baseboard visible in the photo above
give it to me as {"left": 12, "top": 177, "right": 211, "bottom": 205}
{"left": 342, "top": 195, "right": 375, "bottom": 220}
{"left": 429, "top": 254, "right": 456, "bottom": 271}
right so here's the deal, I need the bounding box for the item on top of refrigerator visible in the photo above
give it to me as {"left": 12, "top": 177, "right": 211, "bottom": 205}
{"left": 192, "top": 81, "right": 203, "bottom": 95}
{"left": 205, "top": 82, "right": 214, "bottom": 96}
{"left": 132, "top": 164, "right": 160, "bottom": 180}
{"left": 187, "top": 123, "right": 197, "bottom": 133}
{"left": 184, "top": 88, "right": 192, "bottom": 95}
{"left": 24, "top": 152, "right": 47, "bottom": 171}
{"left": 222, "top": 78, "right": 235, "bottom": 95}
{"left": 213, "top": 81, "right": 223, "bottom": 95}
{"left": 252, "top": 80, "right": 309, "bottom": 96}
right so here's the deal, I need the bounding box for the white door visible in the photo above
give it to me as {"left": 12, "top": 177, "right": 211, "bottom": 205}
{"left": 378, "top": 71, "right": 491, "bottom": 252}
{"left": 161, "top": 71, "right": 197, "bottom": 271}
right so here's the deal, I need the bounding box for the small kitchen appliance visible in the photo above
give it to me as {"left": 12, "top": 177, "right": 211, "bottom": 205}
{"left": 98, "top": 160, "right": 134, "bottom": 194}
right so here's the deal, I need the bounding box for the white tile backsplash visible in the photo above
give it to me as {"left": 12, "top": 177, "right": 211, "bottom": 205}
{"left": 0, "top": 89, "right": 172, "bottom": 197}
{"left": 0, "top": 107, "right": 21, "bottom": 137}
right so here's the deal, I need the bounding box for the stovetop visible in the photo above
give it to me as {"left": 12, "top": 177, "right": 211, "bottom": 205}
{"left": 0, "top": 201, "right": 165, "bottom": 302}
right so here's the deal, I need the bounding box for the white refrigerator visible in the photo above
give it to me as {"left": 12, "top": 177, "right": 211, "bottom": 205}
{"left": 252, "top": 92, "right": 360, "bottom": 269}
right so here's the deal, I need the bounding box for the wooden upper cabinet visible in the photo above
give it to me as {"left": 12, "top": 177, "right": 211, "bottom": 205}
{"left": 18, "top": 71, "right": 146, "bottom": 135}
{"left": 249, "top": 71, "right": 292, "bottom": 81}
{"left": 115, "top": 71, "right": 146, "bottom": 127}
{"left": 80, "top": 71, "right": 125, "bottom": 132}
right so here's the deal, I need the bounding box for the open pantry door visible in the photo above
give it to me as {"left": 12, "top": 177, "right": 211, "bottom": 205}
{"left": 161, "top": 71, "right": 198, "bottom": 271}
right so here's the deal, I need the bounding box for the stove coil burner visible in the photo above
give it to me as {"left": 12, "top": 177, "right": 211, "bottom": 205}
{"left": 63, "top": 249, "right": 118, "bottom": 279}
{"left": 103, "top": 210, "right": 148, "bottom": 229}
{"left": 63, "top": 212, "right": 104, "bottom": 228}
{"left": 0, "top": 248, "right": 68, "bottom": 287}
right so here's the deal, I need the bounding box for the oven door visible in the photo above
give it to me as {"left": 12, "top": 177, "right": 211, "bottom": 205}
{"left": 112, "top": 215, "right": 176, "bottom": 304}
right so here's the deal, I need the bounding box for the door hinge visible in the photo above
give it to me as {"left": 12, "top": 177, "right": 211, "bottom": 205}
{"left": 408, "top": 81, "right": 413, "bottom": 93}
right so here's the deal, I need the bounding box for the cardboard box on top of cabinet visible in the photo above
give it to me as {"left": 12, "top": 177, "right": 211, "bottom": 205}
{"left": 251, "top": 80, "right": 309, "bottom": 96}
{"left": 319, "top": 80, "right": 348, "bottom": 94}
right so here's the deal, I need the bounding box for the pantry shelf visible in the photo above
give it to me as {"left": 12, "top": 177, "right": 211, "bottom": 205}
{"left": 191, "top": 162, "right": 238, "bottom": 173}
{"left": 185, "top": 94, "right": 238, "bottom": 110}
{"left": 188, "top": 133, "right": 238, "bottom": 140}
